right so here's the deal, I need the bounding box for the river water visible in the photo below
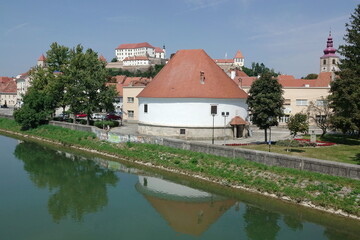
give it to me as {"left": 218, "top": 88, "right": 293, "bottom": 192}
{"left": 0, "top": 134, "right": 359, "bottom": 240}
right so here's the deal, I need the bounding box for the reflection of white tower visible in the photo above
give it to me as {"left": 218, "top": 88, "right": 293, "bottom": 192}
{"left": 136, "top": 176, "right": 235, "bottom": 236}
{"left": 320, "top": 32, "right": 340, "bottom": 73}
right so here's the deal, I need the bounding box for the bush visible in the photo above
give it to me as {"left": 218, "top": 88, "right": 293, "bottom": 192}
{"left": 94, "top": 120, "right": 119, "bottom": 129}
{"left": 276, "top": 139, "right": 316, "bottom": 147}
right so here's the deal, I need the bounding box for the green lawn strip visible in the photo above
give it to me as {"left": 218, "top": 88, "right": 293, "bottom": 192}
{"left": 239, "top": 143, "right": 360, "bottom": 164}
{"left": 0, "top": 118, "right": 359, "bottom": 217}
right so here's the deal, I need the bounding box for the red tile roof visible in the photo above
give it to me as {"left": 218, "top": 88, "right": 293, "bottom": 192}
{"left": 38, "top": 54, "right": 46, "bottom": 61}
{"left": 230, "top": 116, "right": 248, "bottom": 125}
{"left": 123, "top": 56, "right": 149, "bottom": 61}
{"left": 116, "top": 42, "right": 155, "bottom": 50}
{"left": 0, "top": 80, "right": 16, "bottom": 93}
{"left": 138, "top": 49, "right": 248, "bottom": 99}
{"left": 99, "top": 55, "right": 107, "bottom": 62}
{"left": 0, "top": 77, "right": 13, "bottom": 83}
{"left": 236, "top": 73, "right": 332, "bottom": 88}
{"left": 234, "top": 50, "right": 244, "bottom": 59}
{"left": 155, "top": 47, "right": 164, "bottom": 53}
{"left": 107, "top": 76, "right": 151, "bottom": 96}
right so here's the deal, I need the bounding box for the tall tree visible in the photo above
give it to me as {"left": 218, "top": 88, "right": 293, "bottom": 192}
{"left": 67, "top": 45, "right": 117, "bottom": 124}
{"left": 307, "top": 97, "right": 333, "bottom": 137}
{"left": 329, "top": 4, "right": 360, "bottom": 136}
{"left": 247, "top": 72, "right": 284, "bottom": 142}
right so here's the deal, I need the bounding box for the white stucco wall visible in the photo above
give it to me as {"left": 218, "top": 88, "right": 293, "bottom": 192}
{"left": 138, "top": 98, "right": 248, "bottom": 127}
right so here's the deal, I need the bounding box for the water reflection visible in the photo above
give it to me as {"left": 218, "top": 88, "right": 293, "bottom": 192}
{"left": 135, "top": 176, "right": 236, "bottom": 236}
{"left": 14, "top": 141, "right": 119, "bottom": 223}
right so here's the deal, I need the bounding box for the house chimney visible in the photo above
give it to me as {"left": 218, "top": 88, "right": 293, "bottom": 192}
{"left": 200, "top": 71, "right": 205, "bottom": 84}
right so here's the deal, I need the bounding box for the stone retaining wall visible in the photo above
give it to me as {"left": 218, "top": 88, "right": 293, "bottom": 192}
{"left": 46, "top": 121, "right": 360, "bottom": 180}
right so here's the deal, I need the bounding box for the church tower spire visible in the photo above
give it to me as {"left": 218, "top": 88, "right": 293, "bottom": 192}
{"left": 320, "top": 31, "right": 339, "bottom": 73}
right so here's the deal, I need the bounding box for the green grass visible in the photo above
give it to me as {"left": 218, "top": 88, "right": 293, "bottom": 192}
{"left": 0, "top": 117, "right": 360, "bottom": 217}
{"left": 239, "top": 136, "right": 360, "bottom": 165}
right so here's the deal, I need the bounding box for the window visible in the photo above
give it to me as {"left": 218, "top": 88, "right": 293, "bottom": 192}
{"left": 144, "top": 104, "right": 148, "bottom": 113}
{"left": 323, "top": 59, "right": 326, "bottom": 65}
{"left": 296, "top": 99, "right": 308, "bottom": 106}
{"left": 332, "top": 59, "right": 336, "bottom": 64}
{"left": 316, "top": 99, "right": 328, "bottom": 106}
{"left": 180, "top": 129, "right": 186, "bottom": 134}
{"left": 284, "top": 99, "right": 291, "bottom": 105}
{"left": 211, "top": 105, "right": 217, "bottom": 115}
{"left": 127, "top": 97, "right": 134, "bottom": 103}
{"left": 128, "top": 110, "right": 134, "bottom": 118}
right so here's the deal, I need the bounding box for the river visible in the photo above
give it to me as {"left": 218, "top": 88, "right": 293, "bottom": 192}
{"left": 0, "top": 134, "right": 359, "bottom": 240}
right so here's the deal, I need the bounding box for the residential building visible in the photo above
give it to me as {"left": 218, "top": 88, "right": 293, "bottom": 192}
{"left": 137, "top": 49, "right": 249, "bottom": 139}
{"left": 0, "top": 77, "right": 16, "bottom": 107}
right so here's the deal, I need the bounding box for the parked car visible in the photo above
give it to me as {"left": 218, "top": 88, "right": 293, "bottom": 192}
{"left": 76, "top": 113, "right": 87, "bottom": 118}
{"left": 91, "top": 113, "right": 105, "bottom": 120}
{"left": 55, "top": 113, "right": 69, "bottom": 119}
{"left": 105, "top": 113, "right": 122, "bottom": 120}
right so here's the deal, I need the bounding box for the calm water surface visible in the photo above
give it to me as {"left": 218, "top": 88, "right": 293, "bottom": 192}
{"left": 0, "top": 134, "right": 359, "bottom": 240}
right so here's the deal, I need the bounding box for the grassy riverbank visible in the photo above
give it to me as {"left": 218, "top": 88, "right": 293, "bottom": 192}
{"left": 0, "top": 118, "right": 359, "bottom": 218}
{"left": 239, "top": 136, "right": 360, "bottom": 164}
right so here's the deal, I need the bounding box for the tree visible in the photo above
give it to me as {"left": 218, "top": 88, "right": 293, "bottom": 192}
{"left": 247, "top": 72, "right": 284, "bottom": 142}
{"left": 111, "top": 57, "right": 118, "bottom": 62}
{"left": 67, "top": 45, "right": 117, "bottom": 124}
{"left": 329, "top": 4, "right": 360, "bottom": 136}
{"left": 287, "top": 113, "right": 309, "bottom": 138}
{"left": 243, "top": 62, "right": 279, "bottom": 77}
{"left": 307, "top": 97, "right": 333, "bottom": 137}
{"left": 303, "top": 73, "right": 318, "bottom": 79}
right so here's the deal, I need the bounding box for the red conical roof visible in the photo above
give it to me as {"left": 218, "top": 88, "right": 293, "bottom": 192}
{"left": 138, "top": 49, "right": 248, "bottom": 99}
{"left": 38, "top": 54, "right": 46, "bottom": 61}
{"left": 99, "top": 55, "right": 107, "bottom": 62}
{"left": 234, "top": 50, "right": 244, "bottom": 59}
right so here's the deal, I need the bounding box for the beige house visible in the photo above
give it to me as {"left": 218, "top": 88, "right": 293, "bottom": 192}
{"left": 123, "top": 85, "right": 146, "bottom": 122}
{"left": 0, "top": 77, "right": 17, "bottom": 107}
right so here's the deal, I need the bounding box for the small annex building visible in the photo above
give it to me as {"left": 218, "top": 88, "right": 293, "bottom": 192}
{"left": 137, "top": 49, "right": 249, "bottom": 139}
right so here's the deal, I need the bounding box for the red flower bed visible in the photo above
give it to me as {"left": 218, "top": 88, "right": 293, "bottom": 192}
{"left": 294, "top": 138, "right": 336, "bottom": 146}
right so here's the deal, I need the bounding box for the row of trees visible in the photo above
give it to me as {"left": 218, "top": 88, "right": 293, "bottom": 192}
{"left": 242, "top": 62, "right": 279, "bottom": 77}
{"left": 247, "top": 4, "right": 360, "bottom": 140}
{"left": 107, "top": 64, "right": 165, "bottom": 78}
{"left": 14, "top": 42, "right": 117, "bottom": 130}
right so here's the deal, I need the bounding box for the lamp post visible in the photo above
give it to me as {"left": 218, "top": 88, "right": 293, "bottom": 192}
{"left": 211, "top": 113, "right": 216, "bottom": 144}
{"left": 222, "top": 112, "right": 229, "bottom": 145}
{"left": 268, "top": 117, "right": 273, "bottom": 152}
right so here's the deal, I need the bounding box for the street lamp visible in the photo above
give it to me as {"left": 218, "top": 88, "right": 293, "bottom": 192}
{"left": 222, "top": 112, "right": 229, "bottom": 145}
{"left": 212, "top": 113, "right": 216, "bottom": 144}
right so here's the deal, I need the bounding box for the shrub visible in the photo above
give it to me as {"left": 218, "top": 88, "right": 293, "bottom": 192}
{"left": 94, "top": 120, "right": 119, "bottom": 129}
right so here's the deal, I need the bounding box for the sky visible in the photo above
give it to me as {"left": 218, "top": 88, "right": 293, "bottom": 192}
{"left": 0, "top": 0, "right": 358, "bottom": 78}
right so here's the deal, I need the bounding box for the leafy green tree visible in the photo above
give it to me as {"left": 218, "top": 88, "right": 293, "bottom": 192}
{"left": 243, "top": 62, "right": 279, "bottom": 77}
{"left": 14, "top": 67, "right": 57, "bottom": 130}
{"left": 329, "top": 4, "right": 360, "bottom": 136}
{"left": 287, "top": 113, "right": 309, "bottom": 138}
{"left": 111, "top": 57, "right": 118, "bottom": 62}
{"left": 303, "top": 73, "right": 318, "bottom": 79}
{"left": 247, "top": 72, "right": 284, "bottom": 142}
{"left": 67, "top": 45, "right": 117, "bottom": 124}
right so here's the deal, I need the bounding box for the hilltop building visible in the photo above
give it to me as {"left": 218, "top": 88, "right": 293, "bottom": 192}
{"left": 137, "top": 49, "right": 249, "bottom": 139}
{"left": 214, "top": 50, "right": 244, "bottom": 72}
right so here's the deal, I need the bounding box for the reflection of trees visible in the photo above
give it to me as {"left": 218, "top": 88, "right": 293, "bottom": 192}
{"left": 244, "top": 205, "right": 280, "bottom": 240}
{"left": 324, "top": 227, "right": 359, "bottom": 240}
{"left": 14, "top": 142, "right": 118, "bottom": 223}
{"left": 283, "top": 215, "right": 303, "bottom": 231}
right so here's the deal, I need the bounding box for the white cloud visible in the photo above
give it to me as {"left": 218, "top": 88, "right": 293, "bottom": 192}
{"left": 4, "top": 23, "right": 29, "bottom": 36}
{"left": 183, "top": 0, "right": 228, "bottom": 11}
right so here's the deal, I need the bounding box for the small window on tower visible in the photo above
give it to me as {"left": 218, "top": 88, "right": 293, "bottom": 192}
{"left": 323, "top": 59, "right": 326, "bottom": 65}
{"left": 180, "top": 129, "right": 186, "bottom": 134}
{"left": 332, "top": 59, "right": 336, "bottom": 64}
